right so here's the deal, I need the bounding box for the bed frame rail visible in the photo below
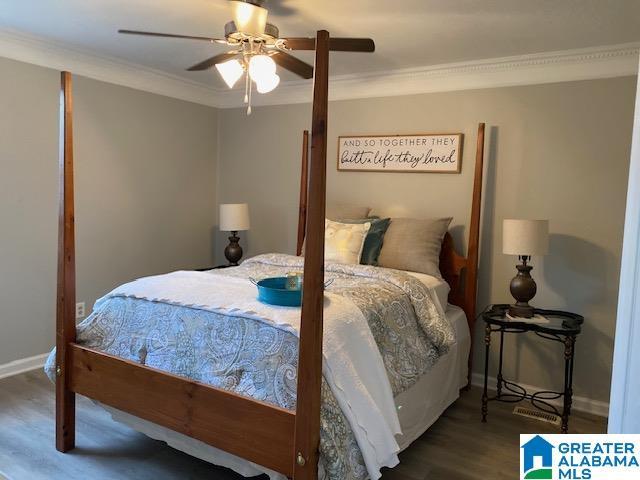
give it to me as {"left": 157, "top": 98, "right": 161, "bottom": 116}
{"left": 68, "top": 343, "right": 296, "bottom": 475}
{"left": 56, "top": 71, "right": 76, "bottom": 453}
{"left": 293, "top": 31, "right": 329, "bottom": 479}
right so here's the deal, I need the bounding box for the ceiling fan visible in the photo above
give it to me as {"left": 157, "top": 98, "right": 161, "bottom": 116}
{"left": 119, "top": 0, "right": 375, "bottom": 113}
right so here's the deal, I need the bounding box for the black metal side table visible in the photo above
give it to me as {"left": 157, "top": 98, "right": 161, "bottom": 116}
{"left": 481, "top": 304, "right": 583, "bottom": 433}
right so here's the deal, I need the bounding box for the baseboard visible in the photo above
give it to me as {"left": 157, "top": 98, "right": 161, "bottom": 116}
{"left": 471, "top": 373, "right": 609, "bottom": 418}
{"left": 0, "top": 353, "right": 49, "bottom": 380}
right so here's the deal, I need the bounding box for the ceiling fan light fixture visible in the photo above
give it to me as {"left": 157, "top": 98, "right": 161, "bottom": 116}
{"left": 229, "top": 0, "right": 268, "bottom": 36}
{"left": 117, "top": 16, "right": 375, "bottom": 114}
{"left": 215, "top": 59, "right": 244, "bottom": 88}
{"left": 255, "top": 73, "right": 280, "bottom": 94}
{"left": 248, "top": 54, "right": 276, "bottom": 83}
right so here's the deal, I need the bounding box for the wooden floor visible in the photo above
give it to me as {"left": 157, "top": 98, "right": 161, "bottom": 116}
{"left": 0, "top": 370, "right": 606, "bottom": 480}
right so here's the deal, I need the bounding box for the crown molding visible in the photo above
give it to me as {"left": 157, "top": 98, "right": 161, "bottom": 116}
{"left": 0, "top": 28, "right": 219, "bottom": 106}
{"left": 1, "top": 28, "right": 638, "bottom": 109}
{"left": 231, "top": 42, "right": 640, "bottom": 108}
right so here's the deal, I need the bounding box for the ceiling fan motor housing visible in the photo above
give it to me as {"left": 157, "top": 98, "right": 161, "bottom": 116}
{"left": 224, "top": 21, "right": 279, "bottom": 43}
{"left": 235, "top": 0, "right": 266, "bottom": 6}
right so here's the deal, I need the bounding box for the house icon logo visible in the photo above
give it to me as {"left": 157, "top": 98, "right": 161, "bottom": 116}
{"left": 521, "top": 435, "right": 554, "bottom": 479}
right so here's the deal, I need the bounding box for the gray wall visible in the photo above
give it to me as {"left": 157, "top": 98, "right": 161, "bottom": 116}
{"left": 1, "top": 53, "right": 635, "bottom": 405}
{"left": 218, "top": 77, "right": 637, "bottom": 403}
{"left": 0, "top": 57, "right": 218, "bottom": 364}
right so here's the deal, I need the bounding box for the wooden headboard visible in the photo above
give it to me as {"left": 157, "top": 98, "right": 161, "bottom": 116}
{"left": 296, "top": 123, "right": 485, "bottom": 378}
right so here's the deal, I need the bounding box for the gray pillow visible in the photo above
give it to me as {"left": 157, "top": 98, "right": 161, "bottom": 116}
{"left": 378, "top": 217, "right": 452, "bottom": 277}
{"left": 326, "top": 205, "right": 371, "bottom": 221}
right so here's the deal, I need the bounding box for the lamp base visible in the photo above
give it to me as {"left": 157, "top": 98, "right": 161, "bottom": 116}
{"left": 508, "top": 303, "right": 535, "bottom": 319}
{"left": 508, "top": 257, "right": 537, "bottom": 319}
{"left": 224, "top": 231, "right": 243, "bottom": 266}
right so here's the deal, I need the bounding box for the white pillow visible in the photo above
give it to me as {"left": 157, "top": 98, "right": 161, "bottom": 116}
{"left": 324, "top": 219, "right": 371, "bottom": 265}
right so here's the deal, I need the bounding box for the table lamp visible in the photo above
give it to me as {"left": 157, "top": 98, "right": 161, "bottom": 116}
{"left": 502, "top": 219, "right": 549, "bottom": 318}
{"left": 220, "top": 203, "right": 250, "bottom": 266}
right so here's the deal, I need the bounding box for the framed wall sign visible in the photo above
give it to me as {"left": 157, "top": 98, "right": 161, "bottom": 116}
{"left": 337, "top": 133, "right": 463, "bottom": 173}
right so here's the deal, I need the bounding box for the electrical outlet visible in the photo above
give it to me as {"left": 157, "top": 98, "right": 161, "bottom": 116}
{"left": 75, "top": 302, "right": 85, "bottom": 319}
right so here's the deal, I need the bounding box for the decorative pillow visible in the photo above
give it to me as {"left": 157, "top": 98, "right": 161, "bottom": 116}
{"left": 324, "top": 219, "right": 371, "bottom": 265}
{"left": 339, "top": 218, "right": 391, "bottom": 266}
{"left": 378, "top": 217, "right": 452, "bottom": 277}
{"left": 326, "top": 205, "right": 371, "bottom": 221}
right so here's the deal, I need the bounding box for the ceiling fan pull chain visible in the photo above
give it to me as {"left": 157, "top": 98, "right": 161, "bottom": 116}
{"left": 247, "top": 76, "right": 253, "bottom": 115}
{"left": 244, "top": 67, "right": 250, "bottom": 104}
{"left": 247, "top": 38, "right": 253, "bottom": 115}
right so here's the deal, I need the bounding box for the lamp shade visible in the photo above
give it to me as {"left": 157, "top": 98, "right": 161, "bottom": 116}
{"left": 219, "top": 203, "right": 250, "bottom": 232}
{"left": 503, "top": 219, "right": 549, "bottom": 256}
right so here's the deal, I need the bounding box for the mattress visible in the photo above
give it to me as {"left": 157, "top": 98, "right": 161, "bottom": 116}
{"left": 103, "top": 304, "right": 469, "bottom": 479}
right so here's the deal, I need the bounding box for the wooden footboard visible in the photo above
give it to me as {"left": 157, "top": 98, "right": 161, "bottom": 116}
{"left": 68, "top": 344, "right": 296, "bottom": 475}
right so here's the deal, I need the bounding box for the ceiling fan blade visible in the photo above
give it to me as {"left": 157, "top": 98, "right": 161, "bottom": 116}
{"left": 272, "top": 52, "right": 313, "bottom": 79}
{"left": 118, "top": 29, "right": 226, "bottom": 44}
{"left": 186, "top": 52, "right": 239, "bottom": 71}
{"left": 330, "top": 38, "right": 375, "bottom": 52}
{"left": 283, "top": 37, "right": 375, "bottom": 52}
{"left": 281, "top": 38, "right": 316, "bottom": 50}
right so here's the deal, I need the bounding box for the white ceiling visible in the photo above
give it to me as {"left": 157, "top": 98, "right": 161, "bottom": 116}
{"left": 1, "top": 0, "right": 639, "bottom": 90}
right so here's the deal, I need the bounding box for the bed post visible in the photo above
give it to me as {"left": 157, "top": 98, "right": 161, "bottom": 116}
{"left": 293, "top": 31, "right": 329, "bottom": 480}
{"left": 296, "top": 130, "right": 310, "bottom": 256}
{"left": 56, "top": 71, "right": 77, "bottom": 452}
{"left": 463, "top": 122, "right": 485, "bottom": 382}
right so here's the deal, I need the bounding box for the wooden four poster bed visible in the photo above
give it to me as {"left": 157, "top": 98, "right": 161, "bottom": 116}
{"left": 54, "top": 30, "right": 485, "bottom": 480}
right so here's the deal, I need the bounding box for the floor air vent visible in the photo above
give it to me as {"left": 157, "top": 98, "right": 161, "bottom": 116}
{"left": 513, "top": 406, "right": 561, "bottom": 426}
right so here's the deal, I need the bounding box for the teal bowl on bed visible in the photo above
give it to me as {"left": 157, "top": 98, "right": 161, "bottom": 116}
{"left": 251, "top": 277, "right": 302, "bottom": 307}
{"left": 250, "top": 277, "right": 334, "bottom": 307}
